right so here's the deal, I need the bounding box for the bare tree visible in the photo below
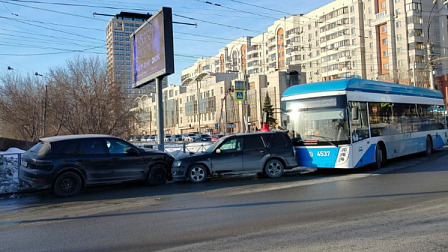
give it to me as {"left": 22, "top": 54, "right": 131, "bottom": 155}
{"left": 0, "top": 72, "right": 45, "bottom": 142}
{"left": 47, "top": 56, "right": 132, "bottom": 137}
{"left": 0, "top": 56, "right": 133, "bottom": 141}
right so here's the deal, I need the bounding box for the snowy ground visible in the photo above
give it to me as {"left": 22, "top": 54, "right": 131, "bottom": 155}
{"left": 0, "top": 143, "right": 212, "bottom": 196}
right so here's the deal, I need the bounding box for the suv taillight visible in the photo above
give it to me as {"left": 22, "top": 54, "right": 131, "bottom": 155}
{"left": 29, "top": 159, "right": 54, "bottom": 171}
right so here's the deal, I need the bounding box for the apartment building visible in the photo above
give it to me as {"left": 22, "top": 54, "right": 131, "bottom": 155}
{"left": 132, "top": 0, "right": 448, "bottom": 135}
{"left": 106, "top": 12, "right": 162, "bottom": 102}
{"left": 302, "top": 0, "right": 448, "bottom": 96}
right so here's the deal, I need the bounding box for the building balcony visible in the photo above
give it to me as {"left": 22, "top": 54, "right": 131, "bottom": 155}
{"left": 371, "top": 11, "right": 389, "bottom": 26}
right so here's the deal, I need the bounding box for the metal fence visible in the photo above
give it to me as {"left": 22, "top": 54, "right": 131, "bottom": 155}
{"left": 134, "top": 142, "right": 213, "bottom": 158}
{"left": 0, "top": 152, "right": 24, "bottom": 194}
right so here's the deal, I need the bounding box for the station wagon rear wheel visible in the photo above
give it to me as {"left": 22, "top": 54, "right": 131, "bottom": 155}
{"left": 53, "top": 172, "right": 82, "bottom": 197}
{"left": 264, "top": 159, "right": 284, "bottom": 178}
{"left": 188, "top": 164, "right": 207, "bottom": 183}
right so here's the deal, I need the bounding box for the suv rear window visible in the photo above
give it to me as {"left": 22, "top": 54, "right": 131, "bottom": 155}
{"left": 29, "top": 141, "right": 51, "bottom": 156}
{"left": 271, "top": 133, "right": 288, "bottom": 148}
{"left": 262, "top": 133, "right": 288, "bottom": 148}
{"left": 244, "top": 136, "right": 265, "bottom": 150}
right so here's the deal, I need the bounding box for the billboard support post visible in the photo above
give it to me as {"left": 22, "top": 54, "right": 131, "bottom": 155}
{"left": 131, "top": 7, "right": 174, "bottom": 151}
{"left": 156, "top": 76, "right": 164, "bottom": 151}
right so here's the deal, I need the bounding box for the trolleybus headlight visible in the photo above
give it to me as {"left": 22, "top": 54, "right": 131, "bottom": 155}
{"left": 337, "top": 146, "right": 349, "bottom": 164}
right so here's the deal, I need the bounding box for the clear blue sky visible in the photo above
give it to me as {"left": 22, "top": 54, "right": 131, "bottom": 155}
{"left": 0, "top": 0, "right": 333, "bottom": 85}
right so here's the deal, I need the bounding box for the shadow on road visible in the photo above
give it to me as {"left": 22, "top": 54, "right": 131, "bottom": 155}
{"left": 2, "top": 189, "right": 448, "bottom": 226}
{"left": 1, "top": 148, "right": 447, "bottom": 211}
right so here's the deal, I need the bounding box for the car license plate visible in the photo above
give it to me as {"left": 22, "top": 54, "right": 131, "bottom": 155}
{"left": 21, "top": 160, "right": 28, "bottom": 167}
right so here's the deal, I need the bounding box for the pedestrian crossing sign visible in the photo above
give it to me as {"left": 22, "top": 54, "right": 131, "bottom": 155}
{"left": 235, "top": 90, "right": 245, "bottom": 101}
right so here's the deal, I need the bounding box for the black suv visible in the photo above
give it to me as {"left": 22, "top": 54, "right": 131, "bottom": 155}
{"left": 19, "top": 135, "right": 174, "bottom": 197}
{"left": 172, "top": 132, "right": 298, "bottom": 183}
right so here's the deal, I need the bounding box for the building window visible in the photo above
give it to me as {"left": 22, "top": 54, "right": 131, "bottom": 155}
{"left": 382, "top": 38, "right": 388, "bottom": 45}
{"left": 384, "top": 63, "right": 389, "bottom": 69}
{"left": 396, "top": 21, "right": 401, "bottom": 28}
{"left": 397, "top": 34, "right": 402, "bottom": 41}
{"left": 351, "top": 17, "right": 355, "bottom": 24}
{"left": 397, "top": 47, "right": 403, "bottom": 54}
{"left": 405, "top": 3, "right": 421, "bottom": 11}
{"left": 369, "top": 42, "right": 373, "bottom": 48}
{"left": 350, "top": 6, "right": 355, "bottom": 12}
{"left": 396, "top": 9, "right": 401, "bottom": 15}
{"left": 398, "top": 60, "right": 404, "bottom": 66}
{"left": 383, "top": 51, "right": 388, "bottom": 57}
{"left": 381, "top": 2, "right": 386, "bottom": 8}
{"left": 382, "top": 26, "right": 387, "bottom": 33}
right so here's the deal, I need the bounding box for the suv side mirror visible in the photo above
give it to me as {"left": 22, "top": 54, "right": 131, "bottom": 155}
{"left": 126, "top": 147, "right": 139, "bottom": 155}
{"left": 216, "top": 148, "right": 221, "bottom": 154}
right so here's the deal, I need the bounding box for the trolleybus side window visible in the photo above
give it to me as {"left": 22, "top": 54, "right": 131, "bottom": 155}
{"left": 349, "top": 102, "right": 369, "bottom": 142}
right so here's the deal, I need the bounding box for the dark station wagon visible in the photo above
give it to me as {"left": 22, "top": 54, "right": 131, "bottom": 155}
{"left": 19, "top": 134, "right": 174, "bottom": 197}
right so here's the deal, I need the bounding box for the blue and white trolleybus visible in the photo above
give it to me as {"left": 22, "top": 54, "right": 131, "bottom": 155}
{"left": 281, "top": 78, "right": 447, "bottom": 169}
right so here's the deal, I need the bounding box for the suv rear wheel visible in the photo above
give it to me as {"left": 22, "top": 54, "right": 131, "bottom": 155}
{"left": 147, "top": 163, "right": 168, "bottom": 186}
{"left": 264, "top": 159, "right": 284, "bottom": 178}
{"left": 53, "top": 172, "right": 82, "bottom": 197}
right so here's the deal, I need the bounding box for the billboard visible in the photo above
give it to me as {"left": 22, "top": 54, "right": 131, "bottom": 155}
{"left": 131, "top": 7, "right": 174, "bottom": 88}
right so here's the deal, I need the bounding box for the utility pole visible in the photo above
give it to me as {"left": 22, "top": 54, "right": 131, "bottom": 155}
{"left": 426, "top": 0, "right": 448, "bottom": 89}
{"left": 412, "top": 61, "right": 416, "bottom": 87}
{"left": 43, "top": 85, "right": 47, "bottom": 137}
{"left": 427, "top": 41, "right": 435, "bottom": 89}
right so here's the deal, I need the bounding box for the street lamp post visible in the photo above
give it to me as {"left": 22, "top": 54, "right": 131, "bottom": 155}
{"left": 426, "top": 0, "right": 448, "bottom": 89}
{"left": 34, "top": 72, "right": 47, "bottom": 137}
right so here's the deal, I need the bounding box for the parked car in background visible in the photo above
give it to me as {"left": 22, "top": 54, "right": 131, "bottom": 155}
{"left": 172, "top": 132, "right": 298, "bottom": 183}
{"left": 19, "top": 134, "right": 174, "bottom": 197}
{"left": 211, "top": 134, "right": 224, "bottom": 142}
{"left": 190, "top": 134, "right": 208, "bottom": 142}
{"left": 196, "top": 134, "right": 211, "bottom": 142}
{"left": 171, "top": 135, "right": 183, "bottom": 142}
{"left": 185, "top": 132, "right": 199, "bottom": 142}
{"left": 148, "top": 135, "right": 156, "bottom": 142}
{"left": 164, "top": 135, "right": 172, "bottom": 142}
{"left": 142, "top": 135, "right": 150, "bottom": 142}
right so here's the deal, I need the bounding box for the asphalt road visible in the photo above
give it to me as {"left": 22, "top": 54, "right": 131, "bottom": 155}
{"left": 1, "top": 149, "right": 448, "bottom": 252}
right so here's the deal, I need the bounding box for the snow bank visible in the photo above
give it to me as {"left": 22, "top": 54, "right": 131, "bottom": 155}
{"left": 0, "top": 148, "right": 29, "bottom": 195}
